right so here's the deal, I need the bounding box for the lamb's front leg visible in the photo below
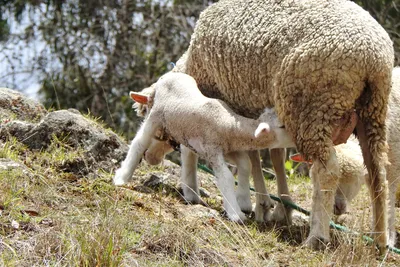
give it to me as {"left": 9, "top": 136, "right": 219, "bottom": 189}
{"left": 210, "top": 153, "right": 246, "bottom": 222}
{"left": 306, "top": 147, "right": 339, "bottom": 250}
{"left": 248, "top": 150, "right": 274, "bottom": 222}
{"left": 114, "top": 119, "right": 160, "bottom": 185}
{"left": 180, "top": 145, "right": 202, "bottom": 204}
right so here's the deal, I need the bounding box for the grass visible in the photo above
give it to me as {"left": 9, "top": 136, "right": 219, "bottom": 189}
{"left": 1, "top": 135, "right": 400, "bottom": 266}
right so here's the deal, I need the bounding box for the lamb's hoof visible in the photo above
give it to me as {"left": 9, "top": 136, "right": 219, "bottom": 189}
{"left": 271, "top": 203, "right": 293, "bottom": 225}
{"left": 254, "top": 201, "right": 274, "bottom": 222}
{"left": 388, "top": 231, "right": 398, "bottom": 247}
{"left": 304, "top": 235, "right": 329, "bottom": 251}
{"left": 113, "top": 175, "right": 127, "bottom": 186}
{"left": 225, "top": 210, "right": 247, "bottom": 223}
{"left": 113, "top": 169, "right": 132, "bottom": 185}
{"left": 237, "top": 195, "right": 253, "bottom": 214}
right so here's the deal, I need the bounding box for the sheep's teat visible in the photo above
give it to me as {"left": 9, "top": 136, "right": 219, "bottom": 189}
{"left": 332, "top": 111, "right": 357, "bottom": 145}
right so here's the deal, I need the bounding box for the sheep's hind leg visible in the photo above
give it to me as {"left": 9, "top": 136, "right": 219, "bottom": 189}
{"left": 270, "top": 148, "right": 294, "bottom": 225}
{"left": 356, "top": 119, "right": 388, "bottom": 253}
{"left": 248, "top": 150, "right": 274, "bottom": 222}
{"left": 305, "top": 147, "right": 339, "bottom": 250}
{"left": 180, "top": 145, "right": 203, "bottom": 204}
{"left": 114, "top": 119, "right": 160, "bottom": 185}
{"left": 211, "top": 153, "right": 246, "bottom": 222}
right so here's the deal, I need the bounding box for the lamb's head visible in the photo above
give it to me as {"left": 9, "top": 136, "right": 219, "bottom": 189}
{"left": 143, "top": 128, "right": 175, "bottom": 165}
{"left": 256, "top": 108, "right": 295, "bottom": 149}
{"left": 130, "top": 72, "right": 200, "bottom": 165}
{"left": 130, "top": 86, "right": 175, "bottom": 165}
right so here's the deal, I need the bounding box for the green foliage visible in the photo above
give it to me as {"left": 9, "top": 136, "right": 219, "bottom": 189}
{"left": 354, "top": 0, "right": 400, "bottom": 64}
{"left": 0, "top": 136, "right": 27, "bottom": 160}
{"left": 0, "top": 0, "right": 399, "bottom": 139}
{"left": 0, "top": 16, "right": 10, "bottom": 41}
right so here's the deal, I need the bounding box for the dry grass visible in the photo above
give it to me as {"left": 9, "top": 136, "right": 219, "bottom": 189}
{"left": 1, "top": 135, "right": 400, "bottom": 266}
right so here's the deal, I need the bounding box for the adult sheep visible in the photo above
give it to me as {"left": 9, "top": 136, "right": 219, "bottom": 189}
{"left": 175, "top": 0, "right": 394, "bottom": 252}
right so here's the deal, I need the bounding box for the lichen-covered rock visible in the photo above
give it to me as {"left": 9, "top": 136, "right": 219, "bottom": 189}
{"left": 0, "top": 88, "right": 47, "bottom": 122}
{"left": 2, "top": 109, "right": 128, "bottom": 173}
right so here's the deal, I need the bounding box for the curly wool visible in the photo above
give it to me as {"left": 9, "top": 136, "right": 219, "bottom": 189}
{"left": 181, "top": 0, "right": 394, "bottom": 161}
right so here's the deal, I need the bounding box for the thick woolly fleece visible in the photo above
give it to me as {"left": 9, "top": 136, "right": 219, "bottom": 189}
{"left": 180, "top": 0, "right": 394, "bottom": 162}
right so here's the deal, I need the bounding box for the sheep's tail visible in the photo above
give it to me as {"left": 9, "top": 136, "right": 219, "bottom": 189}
{"left": 356, "top": 70, "right": 392, "bottom": 162}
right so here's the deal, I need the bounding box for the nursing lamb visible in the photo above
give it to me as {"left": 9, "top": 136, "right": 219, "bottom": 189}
{"left": 114, "top": 72, "right": 294, "bottom": 222}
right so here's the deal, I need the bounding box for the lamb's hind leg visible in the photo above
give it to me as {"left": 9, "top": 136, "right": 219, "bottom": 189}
{"left": 114, "top": 119, "right": 160, "bottom": 185}
{"left": 248, "top": 150, "right": 275, "bottom": 222}
{"left": 270, "top": 148, "right": 294, "bottom": 225}
{"left": 211, "top": 153, "right": 246, "bottom": 222}
{"left": 387, "top": 167, "right": 398, "bottom": 247}
{"left": 227, "top": 151, "right": 253, "bottom": 213}
{"left": 306, "top": 146, "right": 339, "bottom": 250}
{"left": 356, "top": 119, "right": 388, "bottom": 253}
{"left": 180, "top": 145, "right": 203, "bottom": 204}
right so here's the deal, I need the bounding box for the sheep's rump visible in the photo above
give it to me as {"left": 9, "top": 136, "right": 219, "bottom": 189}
{"left": 182, "top": 0, "right": 394, "bottom": 160}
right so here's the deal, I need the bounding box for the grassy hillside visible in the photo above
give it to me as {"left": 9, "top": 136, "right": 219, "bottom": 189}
{"left": 1, "top": 129, "right": 400, "bottom": 266}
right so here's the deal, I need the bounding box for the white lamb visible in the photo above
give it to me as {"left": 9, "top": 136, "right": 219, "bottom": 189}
{"left": 114, "top": 72, "right": 294, "bottom": 222}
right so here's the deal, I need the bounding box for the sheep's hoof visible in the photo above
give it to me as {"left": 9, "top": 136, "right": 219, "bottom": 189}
{"left": 304, "top": 235, "right": 329, "bottom": 251}
{"left": 377, "top": 245, "right": 388, "bottom": 256}
{"left": 182, "top": 190, "right": 204, "bottom": 205}
{"left": 271, "top": 203, "right": 293, "bottom": 225}
{"left": 375, "top": 235, "right": 388, "bottom": 255}
{"left": 333, "top": 200, "right": 347, "bottom": 215}
{"left": 184, "top": 197, "right": 206, "bottom": 206}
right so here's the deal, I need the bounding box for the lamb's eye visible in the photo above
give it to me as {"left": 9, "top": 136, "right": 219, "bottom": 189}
{"left": 279, "top": 125, "right": 285, "bottom": 129}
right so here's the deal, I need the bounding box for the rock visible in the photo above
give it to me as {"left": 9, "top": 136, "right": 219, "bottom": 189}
{"left": 2, "top": 109, "right": 128, "bottom": 174}
{"left": 0, "top": 158, "right": 33, "bottom": 177}
{"left": 182, "top": 204, "right": 220, "bottom": 220}
{"left": 143, "top": 174, "right": 163, "bottom": 188}
{"left": 2, "top": 121, "right": 35, "bottom": 141}
{"left": 0, "top": 88, "right": 47, "bottom": 122}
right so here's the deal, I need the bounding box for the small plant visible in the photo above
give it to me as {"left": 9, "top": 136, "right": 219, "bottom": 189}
{"left": 0, "top": 137, "right": 27, "bottom": 160}
{"left": 284, "top": 159, "right": 303, "bottom": 180}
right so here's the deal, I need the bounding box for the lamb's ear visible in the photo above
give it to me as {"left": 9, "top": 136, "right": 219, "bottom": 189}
{"left": 130, "top": 92, "right": 149, "bottom": 104}
{"left": 254, "top": 123, "right": 270, "bottom": 138}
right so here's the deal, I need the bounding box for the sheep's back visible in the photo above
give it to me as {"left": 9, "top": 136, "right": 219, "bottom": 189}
{"left": 184, "top": 0, "right": 394, "bottom": 158}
